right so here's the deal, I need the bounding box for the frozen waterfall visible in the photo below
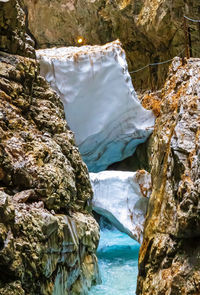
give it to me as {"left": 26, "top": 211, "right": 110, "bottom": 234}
{"left": 36, "top": 40, "right": 155, "bottom": 172}
{"left": 90, "top": 170, "right": 151, "bottom": 244}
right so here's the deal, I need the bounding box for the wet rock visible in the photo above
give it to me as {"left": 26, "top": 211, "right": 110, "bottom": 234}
{"left": 0, "top": 193, "right": 99, "bottom": 294}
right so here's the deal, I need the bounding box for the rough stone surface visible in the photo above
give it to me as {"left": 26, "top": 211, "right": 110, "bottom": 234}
{"left": 0, "top": 0, "right": 35, "bottom": 58}
{"left": 0, "top": 191, "right": 99, "bottom": 295}
{"left": 0, "top": 50, "right": 100, "bottom": 295}
{"left": 24, "top": 0, "right": 200, "bottom": 89}
{"left": 0, "top": 1, "right": 100, "bottom": 294}
{"left": 137, "top": 58, "right": 200, "bottom": 295}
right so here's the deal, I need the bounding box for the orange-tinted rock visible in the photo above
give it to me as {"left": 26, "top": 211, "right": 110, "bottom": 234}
{"left": 137, "top": 57, "right": 200, "bottom": 295}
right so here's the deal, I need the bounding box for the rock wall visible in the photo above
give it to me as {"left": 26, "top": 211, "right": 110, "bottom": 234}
{"left": 0, "top": 1, "right": 99, "bottom": 294}
{"left": 137, "top": 57, "right": 200, "bottom": 294}
{"left": 0, "top": 0, "right": 35, "bottom": 58}
{"left": 24, "top": 0, "right": 200, "bottom": 89}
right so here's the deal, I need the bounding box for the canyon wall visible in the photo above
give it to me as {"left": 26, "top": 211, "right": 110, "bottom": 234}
{"left": 0, "top": 0, "right": 35, "bottom": 58}
{"left": 137, "top": 57, "right": 200, "bottom": 294}
{"left": 0, "top": 1, "right": 99, "bottom": 294}
{"left": 24, "top": 0, "right": 200, "bottom": 89}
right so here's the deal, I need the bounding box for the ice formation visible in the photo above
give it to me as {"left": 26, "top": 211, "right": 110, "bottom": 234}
{"left": 90, "top": 170, "right": 152, "bottom": 243}
{"left": 36, "top": 41, "right": 155, "bottom": 172}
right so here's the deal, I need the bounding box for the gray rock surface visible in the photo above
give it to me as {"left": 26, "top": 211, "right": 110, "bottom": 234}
{"left": 137, "top": 57, "right": 200, "bottom": 295}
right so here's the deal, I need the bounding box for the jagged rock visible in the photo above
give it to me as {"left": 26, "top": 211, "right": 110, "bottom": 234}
{"left": 24, "top": 0, "right": 200, "bottom": 89}
{"left": 0, "top": 53, "right": 93, "bottom": 212}
{"left": 0, "top": 0, "right": 35, "bottom": 58}
{"left": 36, "top": 41, "right": 155, "bottom": 172}
{"left": 0, "top": 49, "right": 100, "bottom": 295}
{"left": 90, "top": 170, "right": 152, "bottom": 243}
{"left": 0, "top": 191, "right": 99, "bottom": 295}
{"left": 0, "top": 1, "right": 100, "bottom": 293}
{"left": 137, "top": 58, "right": 200, "bottom": 294}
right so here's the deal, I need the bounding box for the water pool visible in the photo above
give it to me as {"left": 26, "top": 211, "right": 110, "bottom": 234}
{"left": 89, "top": 229, "right": 140, "bottom": 295}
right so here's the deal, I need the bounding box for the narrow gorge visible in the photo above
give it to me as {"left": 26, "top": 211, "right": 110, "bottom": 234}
{"left": 0, "top": 0, "right": 199, "bottom": 295}
{"left": 35, "top": 39, "right": 155, "bottom": 294}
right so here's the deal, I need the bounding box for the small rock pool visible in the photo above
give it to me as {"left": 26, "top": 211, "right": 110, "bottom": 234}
{"left": 89, "top": 229, "right": 140, "bottom": 295}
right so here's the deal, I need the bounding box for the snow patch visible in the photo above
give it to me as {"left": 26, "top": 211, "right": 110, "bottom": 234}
{"left": 36, "top": 41, "right": 154, "bottom": 172}
{"left": 90, "top": 170, "right": 151, "bottom": 243}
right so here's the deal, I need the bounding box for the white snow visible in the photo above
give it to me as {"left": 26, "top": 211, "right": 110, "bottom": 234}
{"left": 90, "top": 170, "right": 151, "bottom": 243}
{"left": 36, "top": 40, "right": 155, "bottom": 172}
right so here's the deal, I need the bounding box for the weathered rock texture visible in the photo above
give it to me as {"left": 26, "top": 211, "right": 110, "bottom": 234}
{"left": 24, "top": 0, "right": 200, "bottom": 89}
{"left": 0, "top": 0, "right": 35, "bottom": 58}
{"left": 137, "top": 57, "right": 200, "bottom": 294}
{"left": 0, "top": 1, "right": 99, "bottom": 294}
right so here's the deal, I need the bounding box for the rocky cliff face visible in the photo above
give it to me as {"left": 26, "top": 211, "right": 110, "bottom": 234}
{"left": 0, "top": 1, "right": 99, "bottom": 294}
{"left": 24, "top": 0, "right": 200, "bottom": 89}
{"left": 0, "top": 0, "right": 35, "bottom": 58}
{"left": 137, "top": 57, "right": 200, "bottom": 294}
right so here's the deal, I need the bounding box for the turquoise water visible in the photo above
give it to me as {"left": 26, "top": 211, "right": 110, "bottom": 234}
{"left": 89, "top": 230, "right": 140, "bottom": 295}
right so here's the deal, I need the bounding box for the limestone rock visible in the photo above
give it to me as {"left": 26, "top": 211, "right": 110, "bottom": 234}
{"left": 0, "top": 0, "right": 35, "bottom": 58}
{"left": 24, "top": 0, "right": 200, "bottom": 89}
{"left": 0, "top": 53, "right": 93, "bottom": 212}
{"left": 0, "top": 191, "right": 100, "bottom": 295}
{"left": 90, "top": 170, "right": 152, "bottom": 243}
{"left": 36, "top": 41, "right": 155, "bottom": 172}
{"left": 137, "top": 58, "right": 200, "bottom": 294}
{"left": 0, "top": 49, "right": 100, "bottom": 295}
{"left": 0, "top": 1, "right": 100, "bottom": 293}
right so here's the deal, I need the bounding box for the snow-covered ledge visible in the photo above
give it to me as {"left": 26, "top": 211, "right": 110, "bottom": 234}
{"left": 90, "top": 170, "right": 152, "bottom": 244}
{"left": 36, "top": 41, "right": 155, "bottom": 172}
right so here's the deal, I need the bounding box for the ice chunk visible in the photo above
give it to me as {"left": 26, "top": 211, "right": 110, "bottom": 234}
{"left": 36, "top": 41, "right": 155, "bottom": 172}
{"left": 90, "top": 170, "right": 151, "bottom": 243}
